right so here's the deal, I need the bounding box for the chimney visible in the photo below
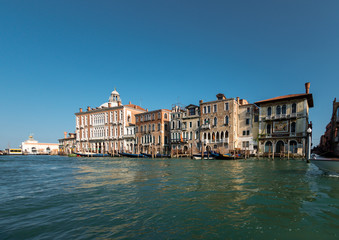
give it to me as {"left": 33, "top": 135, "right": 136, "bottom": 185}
{"left": 64, "top": 132, "right": 67, "bottom": 138}
{"left": 199, "top": 100, "right": 203, "bottom": 104}
{"left": 79, "top": 108, "right": 83, "bottom": 112}
{"left": 129, "top": 101, "right": 131, "bottom": 104}
{"left": 236, "top": 97, "right": 240, "bottom": 103}
{"left": 305, "top": 82, "right": 310, "bottom": 94}
{"left": 146, "top": 108, "right": 148, "bottom": 112}
{"left": 118, "top": 101, "right": 122, "bottom": 106}
{"left": 87, "top": 106, "right": 91, "bottom": 111}
{"left": 108, "top": 103, "right": 112, "bottom": 108}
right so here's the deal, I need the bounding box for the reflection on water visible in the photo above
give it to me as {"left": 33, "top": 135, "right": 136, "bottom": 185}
{"left": 0, "top": 156, "right": 339, "bottom": 239}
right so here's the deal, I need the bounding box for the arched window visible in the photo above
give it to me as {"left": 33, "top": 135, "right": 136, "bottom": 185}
{"left": 172, "top": 121, "right": 175, "bottom": 129}
{"left": 276, "top": 106, "right": 281, "bottom": 115}
{"left": 267, "top": 124, "right": 271, "bottom": 134}
{"left": 265, "top": 141, "right": 272, "bottom": 153}
{"left": 291, "top": 122, "right": 296, "bottom": 133}
{"left": 208, "top": 133, "right": 211, "bottom": 140}
{"left": 216, "top": 132, "right": 220, "bottom": 141}
{"left": 164, "top": 113, "right": 168, "bottom": 119}
{"left": 204, "top": 132, "right": 206, "bottom": 140}
{"left": 292, "top": 103, "right": 297, "bottom": 113}
{"left": 212, "top": 132, "right": 215, "bottom": 142}
{"left": 178, "top": 121, "right": 181, "bottom": 129}
{"left": 225, "top": 116, "right": 229, "bottom": 125}
{"left": 225, "top": 131, "right": 229, "bottom": 138}
{"left": 214, "top": 117, "right": 217, "bottom": 126}
{"left": 282, "top": 105, "right": 286, "bottom": 114}
{"left": 289, "top": 141, "right": 297, "bottom": 153}
{"left": 221, "top": 131, "right": 224, "bottom": 139}
{"left": 267, "top": 107, "right": 272, "bottom": 116}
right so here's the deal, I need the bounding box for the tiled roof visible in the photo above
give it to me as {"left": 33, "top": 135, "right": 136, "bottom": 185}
{"left": 255, "top": 93, "right": 314, "bottom": 107}
{"left": 124, "top": 104, "right": 145, "bottom": 111}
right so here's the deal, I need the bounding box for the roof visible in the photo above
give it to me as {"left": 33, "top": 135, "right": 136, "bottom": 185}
{"left": 255, "top": 93, "right": 314, "bottom": 108}
{"left": 124, "top": 104, "right": 145, "bottom": 111}
{"left": 185, "top": 104, "right": 198, "bottom": 108}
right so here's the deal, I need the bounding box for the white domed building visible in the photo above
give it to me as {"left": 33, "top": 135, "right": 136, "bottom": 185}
{"left": 21, "top": 135, "right": 59, "bottom": 155}
{"left": 75, "top": 89, "right": 146, "bottom": 154}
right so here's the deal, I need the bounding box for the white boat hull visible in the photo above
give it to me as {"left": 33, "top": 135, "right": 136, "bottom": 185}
{"left": 310, "top": 156, "right": 339, "bottom": 173}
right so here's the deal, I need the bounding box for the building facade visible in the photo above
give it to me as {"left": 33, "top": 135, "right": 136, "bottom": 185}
{"left": 237, "top": 102, "right": 259, "bottom": 154}
{"left": 255, "top": 83, "right": 314, "bottom": 157}
{"left": 318, "top": 98, "right": 339, "bottom": 157}
{"left": 75, "top": 89, "right": 145, "bottom": 154}
{"left": 58, "top": 132, "right": 76, "bottom": 155}
{"left": 199, "top": 94, "right": 240, "bottom": 154}
{"left": 22, "top": 135, "right": 59, "bottom": 155}
{"left": 170, "top": 104, "right": 201, "bottom": 155}
{"left": 135, "top": 109, "right": 171, "bottom": 155}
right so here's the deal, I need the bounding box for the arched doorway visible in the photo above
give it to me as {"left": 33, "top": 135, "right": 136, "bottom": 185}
{"left": 289, "top": 141, "right": 297, "bottom": 153}
{"left": 276, "top": 141, "right": 285, "bottom": 153}
{"left": 265, "top": 141, "right": 272, "bottom": 153}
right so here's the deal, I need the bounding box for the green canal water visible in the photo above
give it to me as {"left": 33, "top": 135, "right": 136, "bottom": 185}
{"left": 0, "top": 156, "right": 338, "bottom": 239}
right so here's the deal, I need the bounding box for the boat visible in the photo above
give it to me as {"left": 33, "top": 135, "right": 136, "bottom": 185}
{"left": 192, "top": 151, "right": 218, "bottom": 160}
{"left": 214, "top": 153, "right": 237, "bottom": 160}
{"left": 75, "top": 152, "right": 110, "bottom": 157}
{"left": 141, "top": 153, "right": 171, "bottom": 158}
{"left": 310, "top": 155, "right": 339, "bottom": 173}
{"left": 5, "top": 148, "right": 22, "bottom": 155}
{"left": 119, "top": 152, "right": 149, "bottom": 158}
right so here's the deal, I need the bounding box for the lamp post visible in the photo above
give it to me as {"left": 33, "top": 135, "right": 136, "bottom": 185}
{"left": 306, "top": 127, "right": 312, "bottom": 163}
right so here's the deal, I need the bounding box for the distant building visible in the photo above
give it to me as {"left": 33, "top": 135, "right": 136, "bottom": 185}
{"left": 135, "top": 109, "right": 171, "bottom": 155}
{"left": 75, "top": 89, "right": 145, "bottom": 154}
{"left": 170, "top": 104, "right": 201, "bottom": 155}
{"left": 237, "top": 102, "right": 259, "bottom": 154}
{"left": 255, "top": 83, "right": 314, "bottom": 157}
{"left": 58, "top": 132, "right": 76, "bottom": 155}
{"left": 318, "top": 98, "right": 339, "bottom": 157}
{"left": 21, "top": 136, "right": 59, "bottom": 155}
{"left": 199, "top": 94, "right": 241, "bottom": 154}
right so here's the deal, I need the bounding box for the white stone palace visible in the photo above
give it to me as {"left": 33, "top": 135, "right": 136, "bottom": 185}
{"left": 75, "top": 89, "right": 145, "bottom": 154}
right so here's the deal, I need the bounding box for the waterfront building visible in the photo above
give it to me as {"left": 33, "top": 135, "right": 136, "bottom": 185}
{"left": 58, "top": 132, "right": 76, "bottom": 155}
{"left": 75, "top": 89, "right": 145, "bottom": 154}
{"left": 135, "top": 109, "right": 171, "bottom": 155}
{"left": 21, "top": 135, "right": 59, "bottom": 155}
{"left": 199, "top": 94, "right": 241, "bottom": 154}
{"left": 318, "top": 98, "right": 339, "bottom": 157}
{"left": 170, "top": 104, "right": 201, "bottom": 155}
{"left": 255, "top": 82, "right": 314, "bottom": 157}
{"left": 237, "top": 102, "right": 259, "bottom": 155}
{"left": 170, "top": 105, "right": 187, "bottom": 154}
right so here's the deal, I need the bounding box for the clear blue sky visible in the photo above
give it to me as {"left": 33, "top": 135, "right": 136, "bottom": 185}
{"left": 0, "top": 0, "right": 338, "bottom": 149}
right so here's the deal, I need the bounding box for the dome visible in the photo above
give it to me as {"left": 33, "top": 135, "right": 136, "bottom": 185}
{"left": 99, "top": 88, "right": 122, "bottom": 108}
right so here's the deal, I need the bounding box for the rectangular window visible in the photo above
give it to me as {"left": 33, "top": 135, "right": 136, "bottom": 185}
{"left": 189, "top": 108, "right": 195, "bottom": 116}
{"left": 254, "top": 115, "right": 259, "bottom": 122}
{"left": 197, "top": 120, "right": 200, "bottom": 127}
{"left": 213, "top": 104, "right": 217, "bottom": 112}
{"left": 203, "top": 106, "right": 206, "bottom": 114}
{"left": 246, "top": 119, "right": 250, "bottom": 125}
{"left": 189, "top": 122, "right": 192, "bottom": 128}
{"left": 243, "top": 131, "right": 246, "bottom": 136}
{"left": 247, "top": 130, "right": 250, "bottom": 135}
{"left": 208, "top": 106, "right": 211, "bottom": 113}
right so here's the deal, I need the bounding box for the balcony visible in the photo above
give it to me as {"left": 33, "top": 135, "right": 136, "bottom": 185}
{"left": 200, "top": 124, "right": 210, "bottom": 130}
{"left": 124, "top": 134, "right": 135, "bottom": 139}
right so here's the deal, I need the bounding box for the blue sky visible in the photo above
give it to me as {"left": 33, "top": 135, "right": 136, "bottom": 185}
{"left": 0, "top": 0, "right": 338, "bottom": 149}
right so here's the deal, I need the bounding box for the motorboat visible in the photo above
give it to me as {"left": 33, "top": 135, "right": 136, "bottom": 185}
{"left": 310, "top": 155, "right": 339, "bottom": 173}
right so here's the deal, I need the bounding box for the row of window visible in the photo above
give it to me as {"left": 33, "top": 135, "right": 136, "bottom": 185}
{"left": 136, "top": 112, "right": 168, "bottom": 122}
{"left": 171, "top": 131, "right": 199, "bottom": 141}
{"left": 264, "top": 140, "right": 298, "bottom": 153}
{"left": 202, "top": 102, "right": 230, "bottom": 114}
{"left": 171, "top": 121, "right": 199, "bottom": 130}
{"left": 267, "top": 103, "right": 297, "bottom": 116}
{"left": 77, "top": 111, "right": 126, "bottom": 127}
{"left": 139, "top": 135, "right": 168, "bottom": 144}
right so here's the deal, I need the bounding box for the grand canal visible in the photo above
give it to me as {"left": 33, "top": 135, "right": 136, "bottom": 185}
{"left": 1, "top": 155, "right": 338, "bottom": 239}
